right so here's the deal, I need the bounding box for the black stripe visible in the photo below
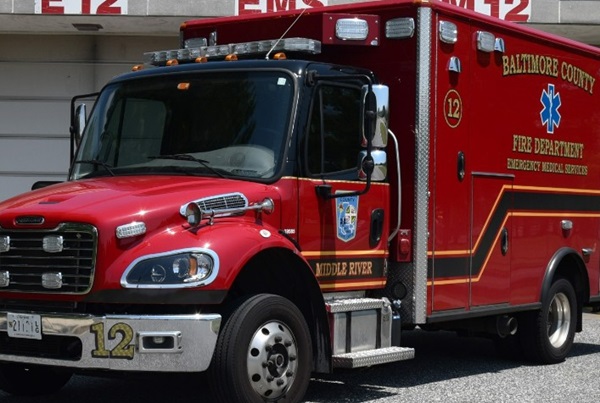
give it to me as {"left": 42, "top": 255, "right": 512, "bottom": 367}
{"left": 429, "top": 189, "right": 600, "bottom": 279}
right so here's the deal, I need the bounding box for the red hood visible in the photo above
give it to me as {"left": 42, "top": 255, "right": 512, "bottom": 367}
{"left": 0, "top": 176, "right": 276, "bottom": 231}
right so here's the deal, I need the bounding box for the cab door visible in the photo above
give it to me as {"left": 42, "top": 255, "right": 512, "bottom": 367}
{"left": 296, "top": 81, "right": 389, "bottom": 293}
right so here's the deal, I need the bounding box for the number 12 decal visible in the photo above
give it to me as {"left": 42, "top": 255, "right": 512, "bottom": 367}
{"left": 443, "top": 89, "right": 463, "bottom": 129}
{"left": 90, "top": 322, "right": 135, "bottom": 360}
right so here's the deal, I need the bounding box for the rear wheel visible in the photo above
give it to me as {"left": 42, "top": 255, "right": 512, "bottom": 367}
{"left": 209, "top": 294, "right": 312, "bottom": 403}
{"left": 520, "top": 278, "right": 577, "bottom": 364}
{"left": 0, "top": 363, "right": 72, "bottom": 396}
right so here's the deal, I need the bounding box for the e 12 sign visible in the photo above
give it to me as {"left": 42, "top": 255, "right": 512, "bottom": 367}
{"left": 35, "top": 0, "right": 128, "bottom": 15}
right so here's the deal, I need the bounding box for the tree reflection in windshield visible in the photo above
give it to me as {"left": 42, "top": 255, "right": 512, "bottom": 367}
{"left": 71, "top": 70, "right": 294, "bottom": 180}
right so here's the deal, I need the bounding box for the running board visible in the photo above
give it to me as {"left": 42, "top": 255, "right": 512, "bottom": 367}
{"left": 332, "top": 346, "right": 415, "bottom": 369}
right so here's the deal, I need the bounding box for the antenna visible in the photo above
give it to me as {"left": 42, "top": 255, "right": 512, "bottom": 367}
{"left": 265, "top": 7, "right": 308, "bottom": 60}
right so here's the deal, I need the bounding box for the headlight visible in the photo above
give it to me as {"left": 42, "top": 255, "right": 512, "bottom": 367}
{"left": 122, "top": 249, "right": 218, "bottom": 288}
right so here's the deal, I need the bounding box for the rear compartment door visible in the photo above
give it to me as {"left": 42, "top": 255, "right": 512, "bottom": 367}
{"left": 470, "top": 174, "right": 513, "bottom": 306}
{"left": 429, "top": 15, "right": 472, "bottom": 312}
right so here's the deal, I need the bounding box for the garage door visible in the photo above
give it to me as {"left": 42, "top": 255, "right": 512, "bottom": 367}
{"left": 0, "top": 34, "right": 174, "bottom": 202}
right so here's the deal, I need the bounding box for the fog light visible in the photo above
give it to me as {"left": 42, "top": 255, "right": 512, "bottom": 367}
{"left": 138, "top": 331, "right": 182, "bottom": 353}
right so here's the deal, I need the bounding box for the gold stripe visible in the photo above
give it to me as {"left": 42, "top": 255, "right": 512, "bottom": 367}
{"left": 303, "top": 250, "right": 388, "bottom": 257}
{"left": 512, "top": 212, "right": 600, "bottom": 218}
{"left": 320, "top": 280, "right": 387, "bottom": 290}
{"left": 513, "top": 184, "right": 600, "bottom": 195}
{"left": 427, "top": 278, "right": 468, "bottom": 286}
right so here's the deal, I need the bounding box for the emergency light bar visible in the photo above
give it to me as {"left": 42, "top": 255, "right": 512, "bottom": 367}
{"left": 144, "top": 37, "right": 321, "bottom": 66}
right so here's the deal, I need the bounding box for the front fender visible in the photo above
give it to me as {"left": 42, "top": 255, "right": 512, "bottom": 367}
{"left": 198, "top": 221, "right": 303, "bottom": 289}
{"left": 99, "top": 220, "right": 301, "bottom": 290}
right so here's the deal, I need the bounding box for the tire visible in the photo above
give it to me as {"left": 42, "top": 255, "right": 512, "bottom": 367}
{"left": 520, "top": 278, "right": 577, "bottom": 364}
{"left": 0, "top": 363, "right": 72, "bottom": 396}
{"left": 209, "top": 294, "right": 313, "bottom": 403}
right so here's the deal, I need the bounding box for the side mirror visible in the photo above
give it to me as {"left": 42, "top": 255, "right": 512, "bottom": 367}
{"left": 362, "top": 86, "right": 378, "bottom": 144}
{"left": 359, "top": 149, "right": 387, "bottom": 181}
{"left": 70, "top": 92, "right": 98, "bottom": 163}
{"left": 362, "top": 85, "right": 389, "bottom": 148}
{"left": 74, "top": 104, "right": 87, "bottom": 145}
{"left": 371, "top": 85, "right": 389, "bottom": 148}
{"left": 358, "top": 84, "right": 389, "bottom": 183}
{"left": 317, "top": 84, "right": 389, "bottom": 200}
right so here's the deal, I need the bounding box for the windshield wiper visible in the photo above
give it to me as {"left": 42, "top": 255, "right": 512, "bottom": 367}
{"left": 149, "top": 154, "right": 227, "bottom": 178}
{"left": 75, "top": 159, "right": 116, "bottom": 177}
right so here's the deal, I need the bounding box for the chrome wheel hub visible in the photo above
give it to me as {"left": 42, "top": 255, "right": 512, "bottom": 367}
{"left": 247, "top": 321, "right": 298, "bottom": 400}
{"left": 547, "top": 292, "right": 571, "bottom": 348}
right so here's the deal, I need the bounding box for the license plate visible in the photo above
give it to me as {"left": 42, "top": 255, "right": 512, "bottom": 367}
{"left": 7, "top": 313, "right": 42, "bottom": 340}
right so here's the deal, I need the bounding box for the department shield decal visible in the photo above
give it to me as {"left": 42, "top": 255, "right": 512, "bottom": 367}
{"left": 336, "top": 195, "right": 359, "bottom": 242}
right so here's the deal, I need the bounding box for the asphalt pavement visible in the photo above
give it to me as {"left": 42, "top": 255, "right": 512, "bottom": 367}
{"left": 0, "top": 313, "right": 599, "bottom": 402}
{"left": 303, "top": 312, "right": 600, "bottom": 403}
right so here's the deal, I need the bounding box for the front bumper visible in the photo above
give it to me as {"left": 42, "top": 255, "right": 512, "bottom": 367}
{"left": 0, "top": 311, "right": 221, "bottom": 372}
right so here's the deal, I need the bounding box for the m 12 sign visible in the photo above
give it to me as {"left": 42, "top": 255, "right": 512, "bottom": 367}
{"left": 34, "top": 0, "right": 128, "bottom": 15}
{"left": 441, "top": 0, "right": 530, "bottom": 22}
{"left": 236, "top": 0, "right": 328, "bottom": 15}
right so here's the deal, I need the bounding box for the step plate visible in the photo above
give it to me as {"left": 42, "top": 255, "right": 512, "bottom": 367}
{"left": 332, "top": 346, "right": 415, "bottom": 369}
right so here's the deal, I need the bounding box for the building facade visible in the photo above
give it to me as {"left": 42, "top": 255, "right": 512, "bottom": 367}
{"left": 0, "top": 0, "right": 598, "bottom": 200}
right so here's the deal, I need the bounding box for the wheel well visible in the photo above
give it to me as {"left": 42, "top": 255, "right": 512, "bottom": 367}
{"left": 223, "top": 247, "right": 332, "bottom": 373}
{"left": 542, "top": 248, "right": 590, "bottom": 332}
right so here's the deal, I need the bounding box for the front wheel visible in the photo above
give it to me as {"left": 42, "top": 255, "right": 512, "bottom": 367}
{"left": 520, "top": 278, "right": 577, "bottom": 364}
{"left": 209, "top": 294, "right": 313, "bottom": 403}
{"left": 0, "top": 363, "right": 72, "bottom": 396}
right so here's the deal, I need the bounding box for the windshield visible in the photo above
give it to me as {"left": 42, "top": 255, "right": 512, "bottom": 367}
{"left": 71, "top": 70, "right": 294, "bottom": 180}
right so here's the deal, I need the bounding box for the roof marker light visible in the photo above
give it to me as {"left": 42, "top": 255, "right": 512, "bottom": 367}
{"left": 495, "top": 37, "right": 506, "bottom": 53}
{"left": 476, "top": 31, "right": 495, "bottom": 52}
{"left": 144, "top": 37, "right": 321, "bottom": 66}
{"left": 385, "top": 18, "right": 415, "bottom": 39}
{"left": 184, "top": 37, "right": 207, "bottom": 49}
{"left": 448, "top": 56, "right": 462, "bottom": 73}
{"left": 439, "top": 21, "right": 458, "bottom": 44}
{"left": 336, "top": 18, "right": 369, "bottom": 41}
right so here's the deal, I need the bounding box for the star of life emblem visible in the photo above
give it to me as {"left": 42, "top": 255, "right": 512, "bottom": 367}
{"left": 540, "top": 84, "right": 562, "bottom": 134}
{"left": 336, "top": 195, "right": 359, "bottom": 242}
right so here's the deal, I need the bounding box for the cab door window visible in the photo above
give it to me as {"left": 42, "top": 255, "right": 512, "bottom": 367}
{"left": 306, "top": 84, "right": 362, "bottom": 178}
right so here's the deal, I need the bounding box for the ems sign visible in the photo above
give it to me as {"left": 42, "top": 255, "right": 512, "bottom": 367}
{"left": 35, "top": 0, "right": 127, "bottom": 15}
{"left": 236, "top": 0, "right": 327, "bottom": 15}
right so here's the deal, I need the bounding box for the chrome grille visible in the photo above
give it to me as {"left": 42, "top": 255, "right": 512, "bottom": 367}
{"left": 197, "top": 193, "right": 247, "bottom": 211}
{"left": 0, "top": 223, "right": 96, "bottom": 294}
